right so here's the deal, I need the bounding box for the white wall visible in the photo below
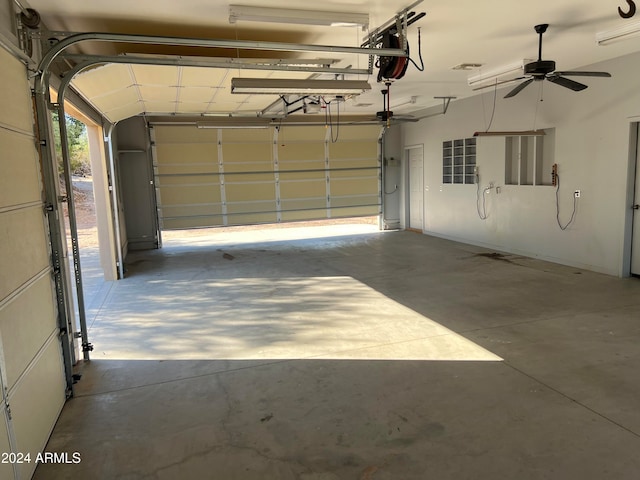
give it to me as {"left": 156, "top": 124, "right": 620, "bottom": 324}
{"left": 402, "top": 51, "right": 640, "bottom": 276}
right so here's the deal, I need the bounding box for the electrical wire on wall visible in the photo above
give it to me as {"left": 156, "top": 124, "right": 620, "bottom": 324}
{"left": 476, "top": 181, "right": 492, "bottom": 220}
{"left": 555, "top": 172, "right": 577, "bottom": 230}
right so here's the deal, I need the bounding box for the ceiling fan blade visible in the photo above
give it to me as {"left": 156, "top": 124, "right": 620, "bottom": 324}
{"left": 554, "top": 70, "right": 611, "bottom": 78}
{"left": 504, "top": 78, "right": 534, "bottom": 98}
{"left": 547, "top": 75, "right": 588, "bottom": 91}
{"left": 471, "top": 76, "right": 528, "bottom": 92}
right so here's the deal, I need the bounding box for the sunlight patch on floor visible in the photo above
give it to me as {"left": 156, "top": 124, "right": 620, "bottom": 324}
{"left": 89, "top": 275, "right": 502, "bottom": 362}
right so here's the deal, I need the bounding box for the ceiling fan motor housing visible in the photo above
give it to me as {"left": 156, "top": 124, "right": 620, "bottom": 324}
{"left": 524, "top": 60, "right": 556, "bottom": 76}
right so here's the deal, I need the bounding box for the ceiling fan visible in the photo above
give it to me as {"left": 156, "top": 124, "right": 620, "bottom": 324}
{"left": 502, "top": 23, "right": 611, "bottom": 98}
{"left": 374, "top": 83, "right": 419, "bottom": 125}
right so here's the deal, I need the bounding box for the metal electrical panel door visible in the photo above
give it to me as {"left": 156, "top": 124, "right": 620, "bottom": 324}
{"left": 152, "top": 124, "right": 382, "bottom": 229}
{"left": 0, "top": 47, "right": 66, "bottom": 480}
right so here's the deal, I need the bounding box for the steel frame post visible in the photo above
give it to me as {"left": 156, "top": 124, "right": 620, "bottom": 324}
{"left": 55, "top": 102, "right": 91, "bottom": 361}
{"left": 33, "top": 90, "right": 76, "bottom": 397}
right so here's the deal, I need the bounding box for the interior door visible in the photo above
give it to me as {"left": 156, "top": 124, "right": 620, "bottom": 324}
{"left": 408, "top": 146, "right": 424, "bottom": 230}
{"left": 631, "top": 125, "right": 640, "bottom": 275}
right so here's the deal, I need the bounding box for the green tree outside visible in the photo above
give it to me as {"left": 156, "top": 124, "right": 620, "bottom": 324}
{"left": 51, "top": 111, "right": 91, "bottom": 176}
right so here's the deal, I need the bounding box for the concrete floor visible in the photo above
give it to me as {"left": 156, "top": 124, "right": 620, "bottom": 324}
{"left": 35, "top": 225, "right": 640, "bottom": 479}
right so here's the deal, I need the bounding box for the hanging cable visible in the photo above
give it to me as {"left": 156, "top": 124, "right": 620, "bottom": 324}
{"left": 408, "top": 27, "right": 425, "bottom": 72}
{"left": 485, "top": 81, "right": 498, "bottom": 132}
{"left": 555, "top": 173, "right": 577, "bottom": 230}
{"left": 323, "top": 97, "right": 341, "bottom": 143}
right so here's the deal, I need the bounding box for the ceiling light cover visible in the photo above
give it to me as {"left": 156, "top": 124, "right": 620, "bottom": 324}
{"left": 231, "top": 78, "right": 371, "bottom": 95}
{"left": 596, "top": 20, "right": 640, "bottom": 45}
{"left": 229, "top": 5, "right": 369, "bottom": 29}
{"left": 467, "top": 60, "right": 532, "bottom": 86}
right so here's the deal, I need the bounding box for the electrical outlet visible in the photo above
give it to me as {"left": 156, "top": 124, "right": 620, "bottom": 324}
{"left": 552, "top": 164, "right": 558, "bottom": 186}
{"left": 496, "top": 186, "right": 502, "bottom": 194}
{"left": 574, "top": 190, "right": 581, "bottom": 198}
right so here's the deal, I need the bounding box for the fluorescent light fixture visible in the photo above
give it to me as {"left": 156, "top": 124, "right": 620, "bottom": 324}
{"left": 467, "top": 60, "right": 532, "bottom": 87}
{"left": 231, "top": 78, "right": 371, "bottom": 95}
{"left": 197, "top": 122, "right": 268, "bottom": 129}
{"left": 596, "top": 20, "right": 640, "bottom": 45}
{"left": 391, "top": 96, "right": 418, "bottom": 109}
{"left": 473, "top": 130, "right": 546, "bottom": 137}
{"left": 229, "top": 5, "right": 369, "bottom": 29}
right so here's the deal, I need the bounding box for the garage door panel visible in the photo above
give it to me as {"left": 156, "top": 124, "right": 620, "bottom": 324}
{"left": 281, "top": 198, "right": 326, "bottom": 211}
{"left": 154, "top": 126, "right": 217, "bottom": 143}
{"left": 0, "top": 208, "right": 50, "bottom": 300}
{"left": 163, "top": 216, "right": 224, "bottom": 230}
{"left": 0, "top": 275, "right": 56, "bottom": 389}
{"left": 154, "top": 125, "right": 380, "bottom": 228}
{"left": 279, "top": 126, "right": 325, "bottom": 141}
{"left": 11, "top": 339, "right": 65, "bottom": 480}
{"left": 280, "top": 180, "right": 326, "bottom": 198}
{"left": 162, "top": 204, "right": 223, "bottom": 218}
{"left": 228, "top": 212, "right": 277, "bottom": 225}
{"left": 329, "top": 141, "right": 378, "bottom": 159}
{"left": 330, "top": 158, "right": 378, "bottom": 170}
{"left": 158, "top": 184, "right": 221, "bottom": 205}
{"left": 332, "top": 205, "right": 380, "bottom": 217}
{"left": 221, "top": 129, "right": 271, "bottom": 142}
{"left": 225, "top": 183, "right": 275, "bottom": 202}
{"left": 278, "top": 143, "right": 324, "bottom": 161}
{"left": 331, "top": 178, "right": 379, "bottom": 196}
{"left": 156, "top": 143, "right": 217, "bottom": 165}
{"left": 222, "top": 144, "right": 271, "bottom": 163}
{"left": 0, "top": 130, "right": 41, "bottom": 208}
{"left": 336, "top": 125, "right": 382, "bottom": 140}
{"left": 332, "top": 194, "right": 379, "bottom": 208}
{"left": 281, "top": 208, "right": 329, "bottom": 222}
{"left": 0, "top": 48, "right": 34, "bottom": 132}
{"left": 227, "top": 200, "right": 276, "bottom": 215}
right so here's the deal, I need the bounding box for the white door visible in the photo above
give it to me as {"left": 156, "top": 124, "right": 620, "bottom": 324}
{"left": 631, "top": 126, "right": 640, "bottom": 275}
{"left": 408, "top": 146, "right": 424, "bottom": 230}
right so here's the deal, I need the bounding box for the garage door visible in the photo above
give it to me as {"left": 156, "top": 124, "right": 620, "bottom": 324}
{"left": 0, "top": 47, "right": 66, "bottom": 479}
{"left": 152, "top": 124, "right": 382, "bottom": 229}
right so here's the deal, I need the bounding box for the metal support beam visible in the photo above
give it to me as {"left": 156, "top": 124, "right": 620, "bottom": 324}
{"left": 37, "top": 31, "right": 407, "bottom": 94}
{"left": 33, "top": 90, "right": 76, "bottom": 396}
{"left": 55, "top": 102, "right": 92, "bottom": 361}
{"left": 60, "top": 54, "right": 371, "bottom": 76}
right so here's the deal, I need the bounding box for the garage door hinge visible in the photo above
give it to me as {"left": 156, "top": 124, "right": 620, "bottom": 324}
{"left": 3, "top": 388, "right": 10, "bottom": 419}
{"left": 82, "top": 342, "right": 94, "bottom": 353}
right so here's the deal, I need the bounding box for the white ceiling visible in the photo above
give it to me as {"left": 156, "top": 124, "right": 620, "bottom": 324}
{"left": 23, "top": 0, "right": 640, "bottom": 121}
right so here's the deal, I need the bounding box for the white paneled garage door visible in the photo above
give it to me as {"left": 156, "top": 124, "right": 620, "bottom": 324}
{"left": 0, "top": 47, "right": 66, "bottom": 479}
{"left": 152, "top": 124, "right": 382, "bottom": 229}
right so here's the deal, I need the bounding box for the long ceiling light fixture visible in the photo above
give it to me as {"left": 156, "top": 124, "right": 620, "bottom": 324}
{"left": 231, "top": 78, "right": 371, "bottom": 95}
{"left": 229, "top": 5, "right": 369, "bottom": 30}
{"left": 473, "top": 130, "right": 546, "bottom": 137}
{"left": 467, "top": 60, "right": 532, "bottom": 88}
{"left": 596, "top": 20, "right": 640, "bottom": 45}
